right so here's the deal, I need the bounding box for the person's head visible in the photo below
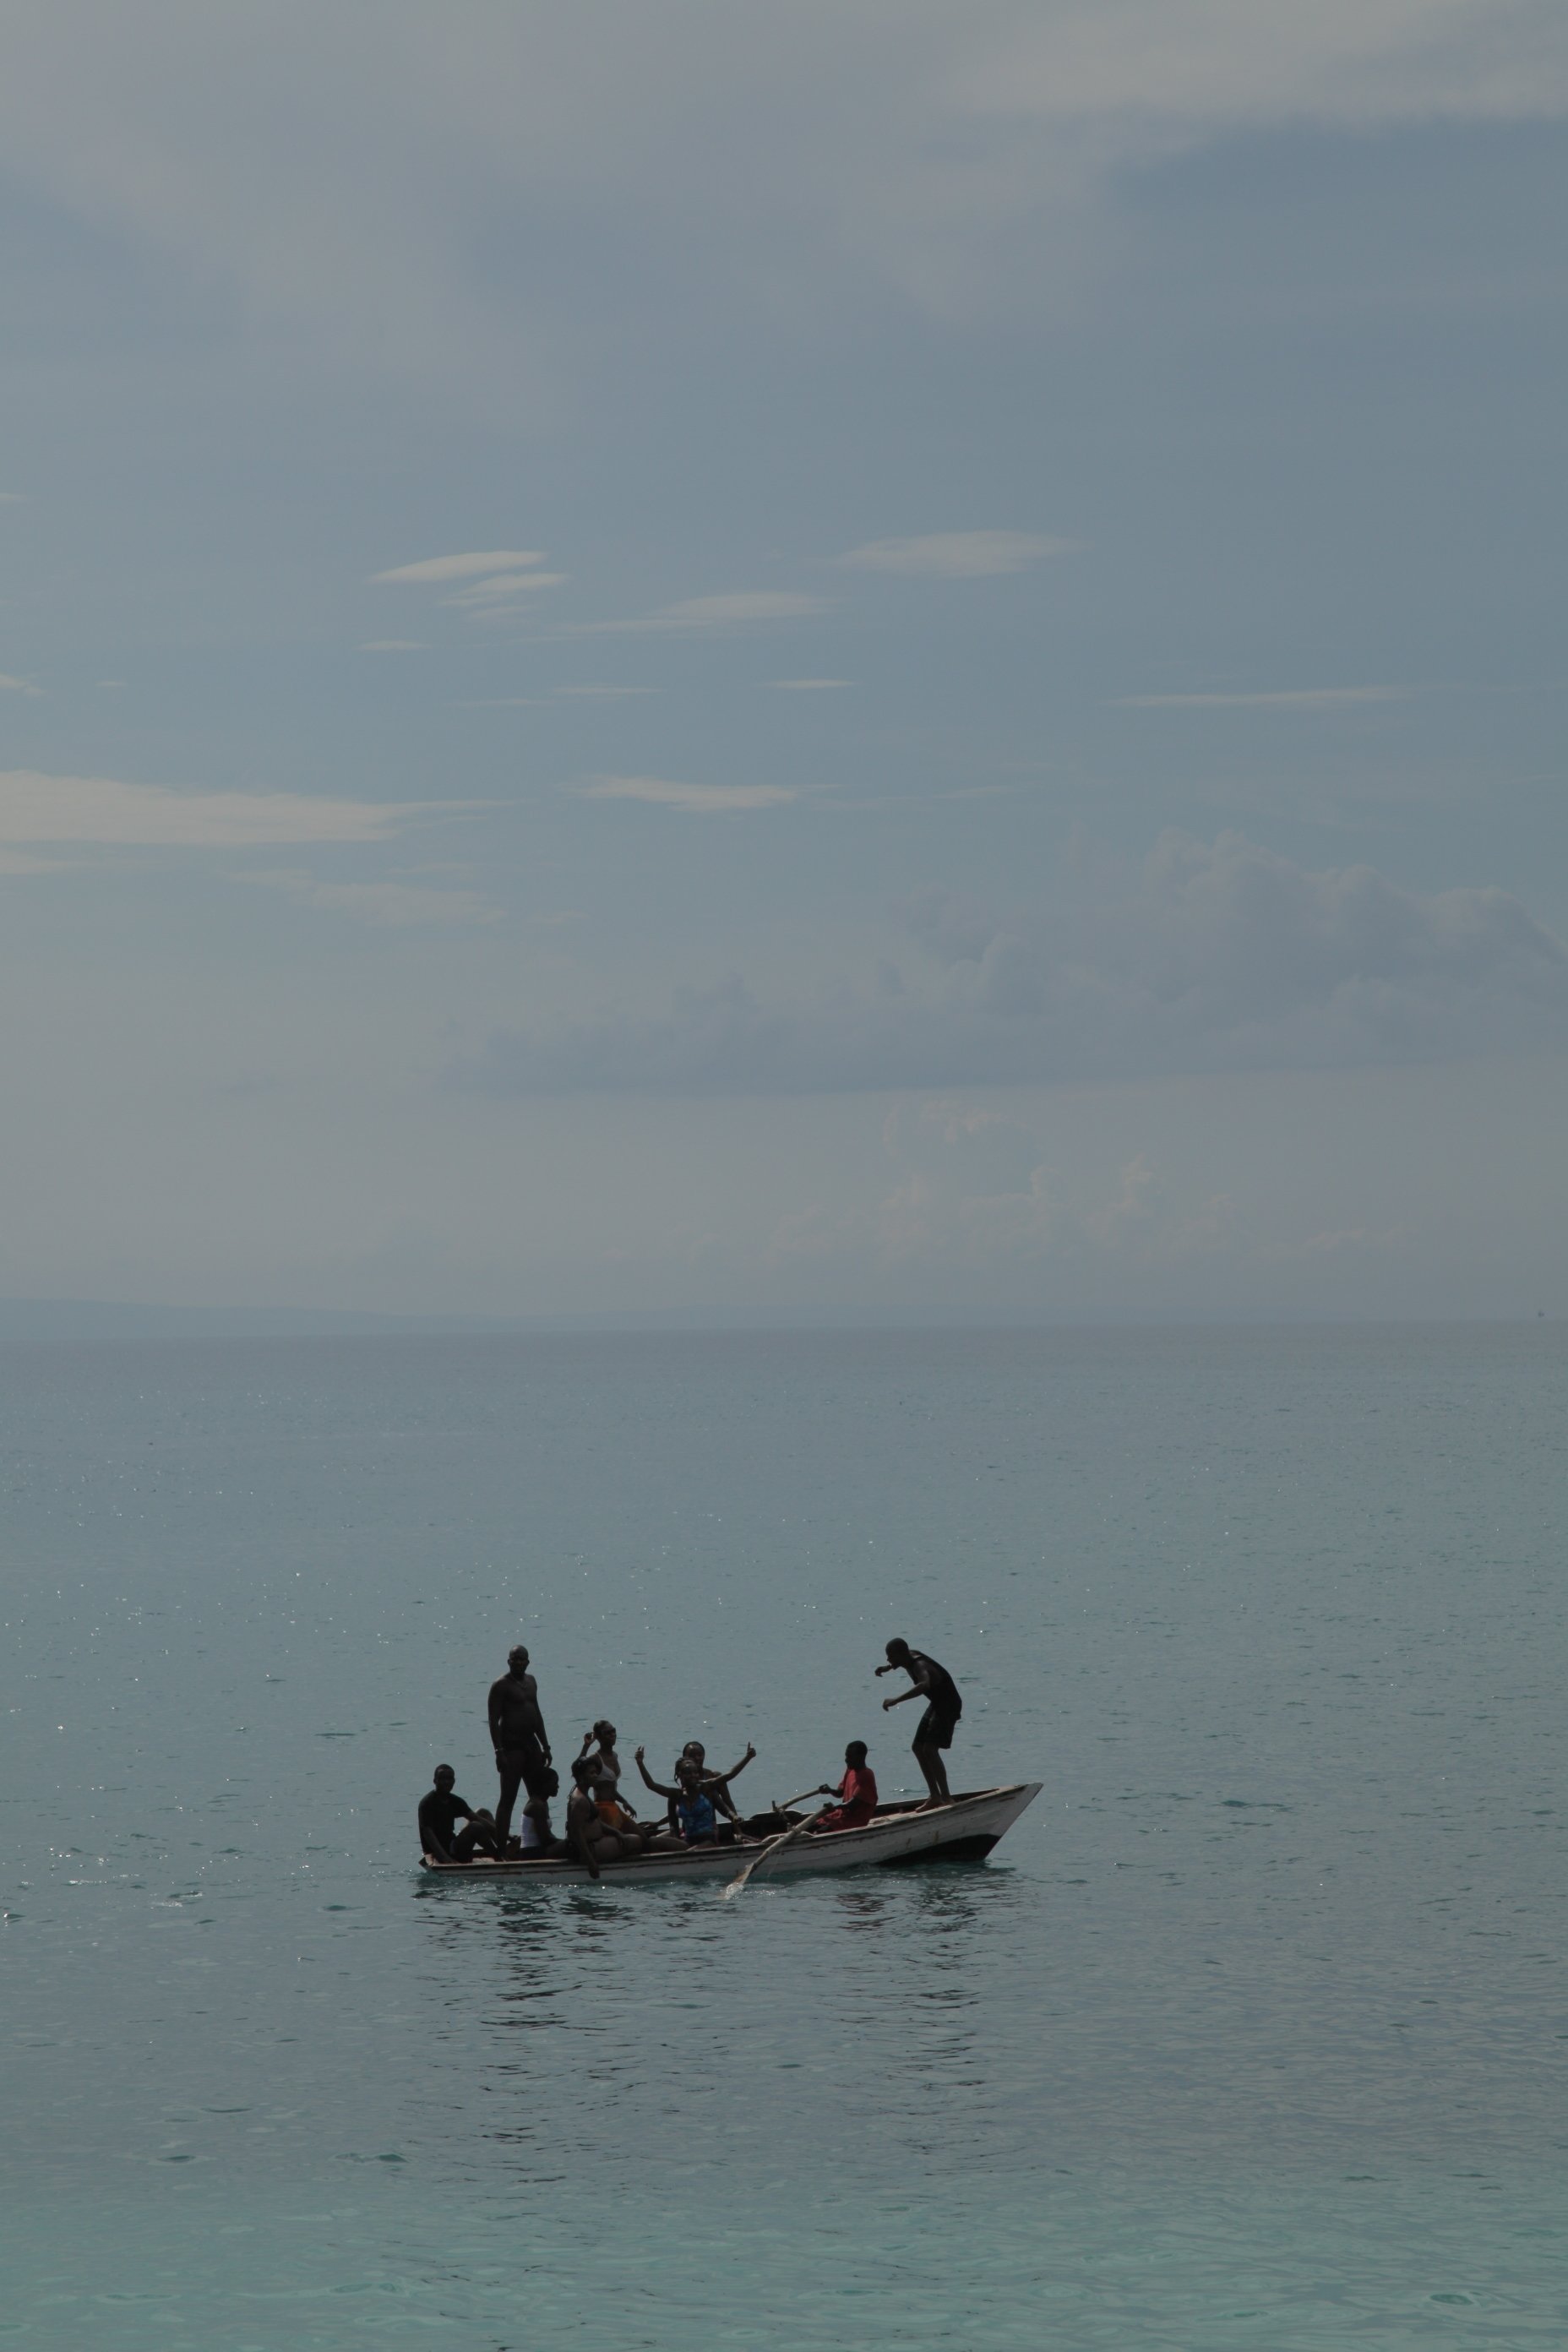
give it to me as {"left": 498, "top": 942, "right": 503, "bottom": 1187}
{"left": 676, "top": 1758, "right": 705, "bottom": 1794}
{"left": 433, "top": 1763, "right": 456, "bottom": 1792}
{"left": 845, "top": 1741, "right": 868, "bottom": 1769}
{"left": 681, "top": 1740, "right": 706, "bottom": 1766}
{"left": 508, "top": 1644, "right": 531, "bottom": 1673}
{"left": 592, "top": 1719, "right": 617, "bottom": 1748}
{"left": 885, "top": 1638, "right": 911, "bottom": 1666}
{"left": 571, "top": 1756, "right": 598, "bottom": 1788}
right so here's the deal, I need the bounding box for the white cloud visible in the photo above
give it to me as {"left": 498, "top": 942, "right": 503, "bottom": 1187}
{"left": 0, "top": 769, "right": 468, "bottom": 848}
{"left": 241, "top": 869, "right": 501, "bottom": 926}
{"left": 569, "top": 591, "right": 827, "bottom": 635}
{"left": 553, "top": 684, "right": 662, "bottom": 699}
{"left": 0, "top": 672, "right": 42, "bottom": 696}
{"left": 768, "top": 678, "right": 852, "bottom": 691}
{"left": 372, "top": 551, "right": 548, "bottom": 584}
{"left": 1116, "top": 686, "right": 1407, "bottom": 709}
{"left": 441, "top": 571, "right": 568, "bottom": 607}
{"left": 837, "top": 531, "right": 1073, "bottom": 576}
{"left": 469, "top": 830, "right": 1568, "bottom": 1094}
{"left": 358, "top": 640, "right": 428, "bottom": 653}
{"left": 572, "top": 775, "right": 796, "bottom": 814}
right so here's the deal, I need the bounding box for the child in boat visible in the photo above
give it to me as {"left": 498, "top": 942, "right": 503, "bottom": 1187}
{"left": 418, "top": 1765, "right": 502, "bottom": 1864}
{"left": 577, "top": 1720, "right": 641, "bottom": 1830}
{"left": 675, "top": 1738, "right": 756, "bottom": 1827}
{"left": 809, "top": 1742, "right": 878, "bottom": 1832}
{"left": 634, "top": 1749, "right": 735, "bottom": 1845}
{"left": 566, "top": 1759, "right": 683, "bottom": 1871}
{"left": 515, "top": 1788, "right": 569, "bottom": 1858}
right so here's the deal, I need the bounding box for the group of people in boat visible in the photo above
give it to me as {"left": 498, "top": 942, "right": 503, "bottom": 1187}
{"left": 417, "top": 1636, "right": 963, "bottom": 1874}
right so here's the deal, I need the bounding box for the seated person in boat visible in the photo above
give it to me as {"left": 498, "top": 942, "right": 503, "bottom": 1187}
{"left": 566, "top": 1759, "right": 683, "bottom": 1873}
{"left": 514, "top": 1788, "right": 569, "bottom": 1859}
{"left": 419, "top": 1765, "right": 502, "bottom": 1865}
{"left": 877, "top": 1637, "right": 962, "bottom": 1809}
{"left": 809, "top": 1741, "right": 879, "bottom": 1832}
{"left": 669, "top": 1738, "right": 756, "bottom": 1830}
{"left": 634, "top": 1749, "right": 736, "bottom": 1845}
{"left": 577, "top": 1720, "right": 640, "bottom": 1828}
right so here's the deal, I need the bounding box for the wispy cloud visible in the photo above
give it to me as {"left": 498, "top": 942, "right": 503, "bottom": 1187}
{"left": 441, "top": 571, "right": 568, "bottom": 607}
{"left": 572, "top": 775, "right": 796, "bottom": 814}
{"left": 554, "top": 683, "right": 662, "bottom": 700}
{"left": 836, "top": 531, "right": 1073, "bottom": 577}
{"left": 0, "top": 672, "right": 42, "bottom": 697}
{"left": 1115, "top": 687, "right": 1408, "bottom": 710}
{"left": 0, "top": 770, "right": 471, "bottom": 848}
{"left": 371, "top": 551, "right": 547, "bottom": 585}
{"left": 241, "top": 869, "right": 501, "bottom": 926}
{"left": 768, "top": 678, "right": 852, "bottom": 691}
{"left": 568, "top": 591, "right": 827, "bottom": 635}
{"left": 358, "top": 640, "right": 428, "bottom": 653}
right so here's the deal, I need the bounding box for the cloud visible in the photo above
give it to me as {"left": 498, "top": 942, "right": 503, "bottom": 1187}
{"left": 0, "top": 770, "right": 467, "bottom": 848}
{"left": 3, "top": 3, "right": 1560, "bottom": 401}
{"left": 836, "top": 531, "right": 1073, "bottom": 577}
{"left": 768, "top": 678, "right": 852, "bottom": 691}
{"left": 1115, "top": 687, "right": 1407, "bottom": 709}
{"left": 468, "top": 830, "right": 1568, "bottom": 1095}
{"left": 241, "top": 869, "right": 500, "bottom": 926}
{"left": 358, "top": 640, "right": 428, "bottom": 653}
{"left": 0, "top": 673, "right": 42, "bottom": 696}
{"left": 372, "top": 551, "right": 547, "bottom": 584}
{"left": 441, "top": 571, "right": 568, "bottom": 607}
{"left": 553, "top": 684, "right": 662, "bottom": 699}
{"left": 571, "top": 775, "right": 796, "bottom": 814}
{"left": 569, "top": 591, "right": 827, "bottom": 635}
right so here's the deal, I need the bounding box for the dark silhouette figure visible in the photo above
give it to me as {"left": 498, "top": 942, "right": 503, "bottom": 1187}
{"left": 419, "top": 1764, "right": 502, "bottom": 1864}
{"left": 876, "top": 1638, "right": 962, "bottom": 1807}
{"left": 488, "top": 1644, "right": 553, "bottom": 1844}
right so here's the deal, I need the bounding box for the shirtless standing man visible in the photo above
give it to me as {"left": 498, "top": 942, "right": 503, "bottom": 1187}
{"left": 876, "top": 1638, "right": 962, "bottom": 1808}
{"left": 488, "top": 1643, "right": 553, "bottom": 1846}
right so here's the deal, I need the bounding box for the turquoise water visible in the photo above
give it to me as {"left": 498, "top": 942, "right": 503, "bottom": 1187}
{"left": 3, "top": 1325, "right": 1565, "bottom": 2348}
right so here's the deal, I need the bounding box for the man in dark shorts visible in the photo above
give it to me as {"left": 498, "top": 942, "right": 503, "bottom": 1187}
{"left": 418, "top": 1764, "right": 502, "bottom": 1864}
{"left": 876, "top": 1638, "right": 962, "bottom": 1808}
{"left": 487, "top": 1644, "right": 554, "bottom": 1845}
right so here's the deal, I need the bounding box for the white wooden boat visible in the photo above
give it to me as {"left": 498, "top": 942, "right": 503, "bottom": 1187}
{"left": 419, "top": 1783, "right": 1041, "bottom": 1885}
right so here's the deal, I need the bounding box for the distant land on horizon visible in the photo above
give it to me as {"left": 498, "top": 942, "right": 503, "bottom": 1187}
{"left": 0, "top": 1297, "right": 1553, "bottom": 1342}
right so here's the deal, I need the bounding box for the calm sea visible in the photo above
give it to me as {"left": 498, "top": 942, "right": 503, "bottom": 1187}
{"left": 3, "top": 1325, "right": 1565, "bottom": 2349}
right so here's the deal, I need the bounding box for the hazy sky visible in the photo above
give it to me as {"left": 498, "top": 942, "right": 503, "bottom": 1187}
{"left": 3, "top": 1, "right": 1566, "bottom": 1318}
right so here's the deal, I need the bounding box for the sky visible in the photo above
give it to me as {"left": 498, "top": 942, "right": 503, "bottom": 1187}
{"left": 2, "top": 0, "right": 1566, "bottom": 1320}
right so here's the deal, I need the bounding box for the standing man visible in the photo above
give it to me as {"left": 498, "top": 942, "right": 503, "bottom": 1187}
{"left": 876, "top": 1637, "right": 962, "bottom": 1809}
{"left": 488, "top": 1643, "right": 553, "bottom": 1846}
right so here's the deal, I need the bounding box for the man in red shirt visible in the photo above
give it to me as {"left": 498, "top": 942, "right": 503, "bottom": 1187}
{"left": 810, "top": 1741, "right": 878, "bottom": 1832}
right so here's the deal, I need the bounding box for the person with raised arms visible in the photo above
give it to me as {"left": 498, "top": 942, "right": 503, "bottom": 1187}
{"left": 876, "top": 1638, "right": 962, "bottom": 1809}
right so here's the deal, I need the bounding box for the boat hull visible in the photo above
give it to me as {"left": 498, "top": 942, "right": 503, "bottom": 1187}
{"left": 418, "top": 1783, "right": 1041, "bottom": 1886}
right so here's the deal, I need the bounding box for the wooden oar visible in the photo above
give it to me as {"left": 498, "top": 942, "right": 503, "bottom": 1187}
{"left": 721, "top": 1801, "right": 825, "bottom": 1897}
